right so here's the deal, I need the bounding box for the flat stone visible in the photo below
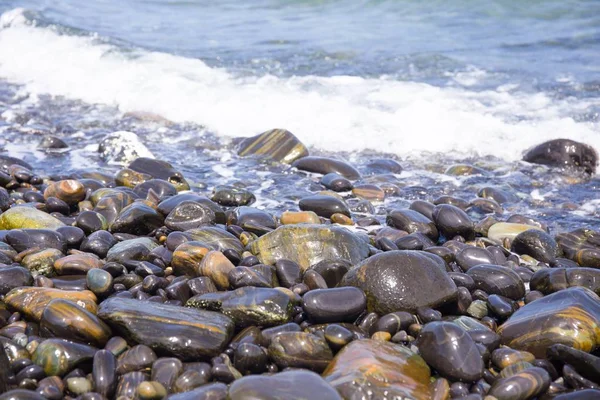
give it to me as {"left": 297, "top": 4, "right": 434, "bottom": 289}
{"left": 98, "top": 297, "right": 234, "bottom": 360}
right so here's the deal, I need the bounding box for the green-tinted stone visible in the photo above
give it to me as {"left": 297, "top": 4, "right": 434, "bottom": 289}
{"left": 0, "top": 207, "right": 65, "bottom": 230}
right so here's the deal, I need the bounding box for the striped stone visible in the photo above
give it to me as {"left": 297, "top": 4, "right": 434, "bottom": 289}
{"left": 237, "top": 129, "right": 309, "bottom": 164}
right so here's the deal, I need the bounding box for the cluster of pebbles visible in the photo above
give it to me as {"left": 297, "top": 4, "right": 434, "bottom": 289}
{"left": 0, "top": 127, "right": 599, "bottom": 400}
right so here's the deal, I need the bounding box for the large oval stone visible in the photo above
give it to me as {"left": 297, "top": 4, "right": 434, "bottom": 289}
{"left": 268, "top": 332, "right": 333, "bottom": 372}
{"left": 250, "top": 224, "right": 369, "bottom": 272}
{"left": 530, "top": 267, "right": 600, "bottom": 295}
{"left": 237, "top": 129, "right": 309, "bottom": 164}
{"left": 323, "top": 339, "right": 431, "bottom": 400}
{"left": 229, "top": 370, "right": 341, "bottom": 400}
{"left": 40, "top": 299, "right": 112, "bottom": 347}
{"left": 5, "top": 287, "right": 98, "bottom": 322}
{"left": 416, "top": 321, "right": 484, "bottom": 382}
{"left": 340, "top": 250, "right": 457, "bottom": 313}
{"left": 98, "top": 297, "right": 233, "bottom": 360}
{"left": 387, "top": 209, "right": 438, "bottom": 241}
{"left": 498, "top": 287, "right": 600, "bottom": 357}
{"left": 0, "top": 207, "right": 65, "bottom": 230}
{"left": 511, "top": 229, "right": 558, "bottom": 264}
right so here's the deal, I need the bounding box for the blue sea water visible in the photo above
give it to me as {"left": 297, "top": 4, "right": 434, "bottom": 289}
{"left": 0, "top": 0, "right": 599, "bottom": 158}
{"left": 0, "top": 1, "right": 599, "bottom": 229}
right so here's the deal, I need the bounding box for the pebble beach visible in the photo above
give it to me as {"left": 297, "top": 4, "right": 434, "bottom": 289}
{"left": 1, "top": 1, "right": 600, "bottom": 400}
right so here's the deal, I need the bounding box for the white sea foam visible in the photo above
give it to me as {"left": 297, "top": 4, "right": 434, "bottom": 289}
{"left": 1, "top": 8, "right": 599, "bottom": 161}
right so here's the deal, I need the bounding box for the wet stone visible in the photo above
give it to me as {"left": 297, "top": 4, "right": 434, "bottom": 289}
{"left": 75, "top": 211, "right": 108, "bottom": 234}
{"left": 32, "top": 338, "right": 97, "bottom": 377}
{"left": 488, "top": 367, "right": 551, "bottom": 400}
{"left": 292, "top": 156, "right": 361, "bottom": 180}
{"left": 387, "top": 209, "right": 438, "bottom": 241}
{"left": 237, "top": 128, "right": 309, "bottom": 164}
{"left": 456, "top": 247, "right": 496, "bottom": 271}
{"left": 228, "top": 206, "right": 277, "bottom": 233}
{"left": 187, "top": 286, "right": 293, "bottom": 328}
{"left": 416, "top": 321, "right": 484, "bottom": 382}
{"left": 116, "top": 345, "right": 156, "bottom": 374}
{"left": 530, "top": 267, "right": 600, "bottom": 295}
{"left": 233, "top": 342, "right": 267, "bottom": 375}
{"left": 165, "top": 201, "right": 216, "bottom": 231}
{"left": 341, "top": 250, "right": 457, "bottom": 314}
{"left": 0, "top": 266, "right": 32, "bottom": 295}
{"left": 487, "top": 222, "right": 545, "bottom": 244}
{"left": 6, "top": 229, "right": 66, "bottom": 253}
{"left": 323, "top": 339, "right": 431, "bottom": 400}
{"left": 279, "top": 210, "right": 321, "bottom": 225}
{"left": 352, "top": 184, "right": 385, "bottom": 201}
{"left": 81, "top": 230, "right": 118, "bottom": 259}
{"left": 21, "top": 248, "right": 63, "bottom": 277}
{"left": 320, "top": 173, "right": 353, "bottom": 192}
{"left": 302, "top": 287, "right": 366, "bottom": 323}
{"left": 250, "top": 224, "right": 369, "bottom": 272}
{"left": 40, "top": 299, "right": 112, "bottom": 347}
{"left": 268, "top": 332, "right": 333, "bottom": 372}
{"left": 547, "top": 344, "right": 600, "bottom": 383}
{"left": 98, "top": 297, "right": 234, "bottom": 360}
{"left": 110, "top": 202, "right": 164, "bottom": 235}
{"left": 106, "top": 237, "right": 159, "bottom": 264}
{"left": 93, "top": 349, "right": 117, "bottom": 399}
{"left": 511, "top": 229, "right": 559, "bottom": 264}
{"left": 466, "top": 264, "right": 526, "bottom": 300}
{"left": 0, "top": 207, "right": 65, "bottom": 230}
{"left": 211, "top": 186, "right": 255, "bottom": 207}
{"left": 523, "top": 138, "right": 597, "bottom": 174}
{"left": 151, "top": 357, "right": 182, "bottom": 393}
{"left": 54, "top": 253, "right": 103, "bottom": 275}
{"left": 229, "top": 370, "right": 341, "bottom": 400}
{"left": 432, "top": 204, "right": 474, "bottom": 240}
{"left": 299, "top": 194, "right": 350, "bottom": 218}
{"left": 5, "top": 287, "right": 97, "bottom": 322}
{"left": 498, "top": 287, "right": 600, "bottom": 357}
{"left": 86, "top": 268, "right": 114, "bottom": 297}
{"left": 198, "top": 250, "right": 235, "bottom": 290}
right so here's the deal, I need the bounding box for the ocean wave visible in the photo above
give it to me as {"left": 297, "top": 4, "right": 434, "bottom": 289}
{"left": 0, "top": 7, "right": 599, "bottom": 161}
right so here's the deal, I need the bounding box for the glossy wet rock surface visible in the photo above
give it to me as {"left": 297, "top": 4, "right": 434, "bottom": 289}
{"left": 98, "top": 297, "right": 234, "bottom": 360}
{"left": 340, "top": 250, "right": 457, "bottom": 313}
{"left": 498, "top": 287, "right": 600, "bottom": 357}
{"left": 0, "top": 115, "right": 599, "bottom": 398}
{"left": 323, "top": 339, "right": 432, "bottom": 400}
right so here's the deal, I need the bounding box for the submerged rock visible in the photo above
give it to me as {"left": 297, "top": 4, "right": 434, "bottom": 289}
{"left": 237, "top": 128, "right": 309, "bottom": 164}
{"left": 250, "top": 224, "right": 369, "bottom": 272}
{"left": 128, "top": 157, "right": 189, "bottom": 191}
{"left": 98, "top": 131, "right": 154, "bottom": 166}
{"left": 340, "top": 250, "right": 457, "bottom": 313}
{"left": 523, "top": 138, "right": 598, "bottom": 174}
{"left": 323, "top": 339, "right": 432, "bottom": 400}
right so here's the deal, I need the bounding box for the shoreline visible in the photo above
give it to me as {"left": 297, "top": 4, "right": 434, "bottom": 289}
{"left": 0, "top": 128, "right": 599, "bottom": 398}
